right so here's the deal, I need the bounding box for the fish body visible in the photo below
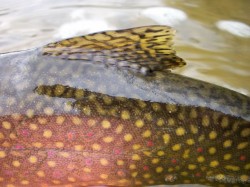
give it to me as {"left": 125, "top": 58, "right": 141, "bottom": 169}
{"left": 0, "top": 26, "right": 249, "bottom": 187}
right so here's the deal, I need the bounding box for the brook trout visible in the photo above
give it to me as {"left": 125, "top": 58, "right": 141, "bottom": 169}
{"left": 0, "top": 26, "right": 249, "bottom": 187}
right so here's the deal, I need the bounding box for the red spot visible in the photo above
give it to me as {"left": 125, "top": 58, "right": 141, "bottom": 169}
{"left": 114, "top": 148, "right": 122, "bottom": 155}
{"left": 171, "top": 159, "right": 177, "bottom": 164}
{"left": 67, "top": 132, "right": 75, "bottom": 140}
{"left": 197, "top": 147, "right": 203, "bottom": 153}
{"left": 117, "top": 170, "right": 126, "bottom": 177}
{"left": 147, "top": 141, "right": 154, "bottom": 147}
{"left": 53, "top": 170, "right": 63, "bottom": 179}
{"left": 195, "top": 172, "right": 201, "bottom": 177}
{"left": 14, "top": 144, "right": 24, "bottom": 150}
{"left": 143, "top": 166, "right": 149, "bottom": 171}
{"left": 85, "top": 158, "right": 93, "bottom": 166}
{"left": 19, "top": 129, "right": 30, "bottom": 137}
{"left": 86, "top": 132, "right": 93, "bottom": 137}
{"left": 240, "top": 155, "right": 246, "bottom": 161}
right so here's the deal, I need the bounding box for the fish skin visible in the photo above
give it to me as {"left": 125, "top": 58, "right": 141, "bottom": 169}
{"left": 0, "top": 26, "right": 249, "bottom": 187}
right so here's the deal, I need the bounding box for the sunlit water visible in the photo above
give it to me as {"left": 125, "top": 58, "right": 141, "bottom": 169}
{"left": 0, "top": 0, "right": 250, "bottom": 186}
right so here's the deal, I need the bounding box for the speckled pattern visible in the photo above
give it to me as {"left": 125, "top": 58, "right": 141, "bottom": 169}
{"left": 0, "top": 26, "right": 249, "bottom": 187}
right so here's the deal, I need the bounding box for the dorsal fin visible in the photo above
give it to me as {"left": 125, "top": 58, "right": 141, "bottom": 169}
{"left": 42, "top": 25, "right": 186, "bottom": 74}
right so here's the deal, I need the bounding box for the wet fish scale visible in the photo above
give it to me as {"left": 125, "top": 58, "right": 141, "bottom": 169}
{"left": 0, "top": 26, "right": 250, "bottom": 187}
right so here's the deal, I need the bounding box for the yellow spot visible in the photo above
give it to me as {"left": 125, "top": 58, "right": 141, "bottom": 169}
{"left": 132, "top": 172, "right": 138, "bottom": 177}
{"left": 52, "top": 180, "right": 61, "bottom": 185}
{"left": 92, "top": 143, "right": 101, "bottom": 151}
{"left": 197, "top": 156, "right": 205, "bottom": 163}
{"left": 44, "top": 107, "right": 54, "bottom": 115}
{"left": 56, "top": 116, "right": 65, "bottom": 125}
{"left": 167, "top": 118, "right": 175, "bottom": 125}
{"left": 143, "top": 151, "right": 151, "bottom": 157}
{"left": 176, "top": 127, "right": 185, "bottom": 136}
{"left": 100, "top": 158, "right": 109, "bottom": 166}
{"left": 237, "top": 142, "right": 248, "bottom": 149}
{"left": 37, "top": 171, "right": 45, "bottom": 177}
{"left": 87, "top": 119, "right": 96, "bottom": 126}
{"left": 47, "top": 161, "right": 56, "bottom": 167}
{"left": 223, "top": 140, "right": 232, "bottom": 148}
{"left": 9, "top": 132, "right": 17, "bottom": 139}
{"left": 29, "top": 123, "right": 38, "bottom": 130}
{"left": 142, "top": 130, "right": 151, "bottom": 138}
{"left": 132, "top": 144, "right": 141, "bottom": 150}
{"left": 103, "top": 136, "right": 114, "bottom": 143}
{"left": 181, "top": 171, "right": 188, "bottom": 176}
{"left": 74, "top": 145, "right": 84, "bottom": 151}
{"left": 209, "top": 131, "right": 217, "bottom": 140}
{"left": 208, "top": 147, "right": 216, "bottom": 155}
{"left": 68, "top": 177, "right": 76, "bottom": 182}
{"left": 221, "top": 117, "right": 229, "bottom": 128}
{"left": 210, "top": 160, "right": 219, "bottom": 167}
{"left": 83, "top": 167, "right": 91, "bottom": 173}
{"left": 6, "top": 185, "right": 15, "bottom": 187}
{"left": 0, "top": 177, "right": 4, "bottom": 182}
{"left": 21, "top": 180, "right": 29, "bottom": 185}
{"left": 144, "top": 113, "right": 153, "bottom": 121}
{"left": 2, "top": 141, "right": 10, "bottom": 147}
{"left": 157, "top": 151, "right": 165, "bottom": 156}
{"left": 186, "top": 138, "right": 195, "bottom": 145}
{"left": 132, "top": 154, "right": 141, "bottom": 161}
{"left": 143, "top": 173, "right": 151, "bottom": 179}
{"left": 225, "top": 165, "right": 240, "bottom": 171}
{"left": 100, "top": 174, "right": 108, "bottom": 179}
{"left": 182, "top": 149, "right": 190, "bottom": 159}
{"left": 223, "top": 154, "right": 232, "bottom": 160}
{"left": 172, "top": 144, "right": 181, "bottom": 151}
{"left": 72, "top": 117, "right": 81, "bottom": 125}
{"left": 162, "top": 134, "right": 170, "bottom": 144}
{"left": 2, "top": 121, "right": 11, "bottom": 129}
{"left": 38, "top": 117, "right": 47, "bottom": 125}
{"left": 157, "top": 118, "right": 164, "bottom": 126}
{"left": 152, "top": 158, "right": 160, "bottom": 164}
{"left": 137, "top": 100, "right": 147, "bottom": 108}
{"left": 241, "top": 128, "right": 250, "bottom": 137}
{"left": 117, "top": 160, "right": 124, "bottom": 166}
{"left": 0, "top": 132, "right": 4, "bottom": 139}
{"left": 135, "top": 119, "right": 144, "bottom": 128}
{"left": 55, "top": 142, "right": 64, "bottom": 148}
{"left": 190, "top": 108, "right": 198, "bottom": 118}
{"left": 32, "top": 142, "right": 42, "bottom": 148}
{"left": 29, "top": 156, "right": 37, "bottom": 163}
{"left": 244, "top": 163, "right": 250, "bottom": 170}
{"left": 188, "top": 164, "right": 197, "bottom": 170}
{"left": 115, "top": 124, "right": 123, "bottom": 134}
{"left": 43, "top": 130, "right": 52, "bottom": 138}
{"left": 0, "top": 151, "right": 6, "bottom": 158}
{"left": 166, "top": 104, "right": 177, "bottom": 113}
{"left": 12, "top": 160, "right": 21, "bottom": 167}
{"left": 124, "top": 133, "right": 133, "bottom": 142}
{"left": 121, "top": 110, "right": 130, "bottom": 120}
{"left": 190, "top": 124, "right": 198, "bottom": 134}
{"left": 58, "top": 152, "right": 69, "bottom": 158}
{"left": 129, "top": 164, "right": 136, "bottom": 170}
{"left": 156, "top": 167, "right": 163, "bottom": 173}
{"left": 26, "top": 109, "right": 34, "bottom": 118}
{"left": 240, "top": 175, "right": 249, "bottom": 183}
{"left": 198, "top": 134, "right": 205, "bottom": 142}
{"left": 215, "top": 174, "right": 225, "bottom": 181}
{"left": 103, "top": 96, "right": 112, "bottom": 105}
{"left": 202, "top": 115, "right": 210, "bottom": 126}
{"left": 152, "top": 103, "right": 161, "bottom": 111}
{"left": 102, "top": 120, "right": 111, "bottom": 129}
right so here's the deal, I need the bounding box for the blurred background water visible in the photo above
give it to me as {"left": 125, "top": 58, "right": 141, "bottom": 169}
{"left": 0, "top": 0, "right": 250, "bottom": 96}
